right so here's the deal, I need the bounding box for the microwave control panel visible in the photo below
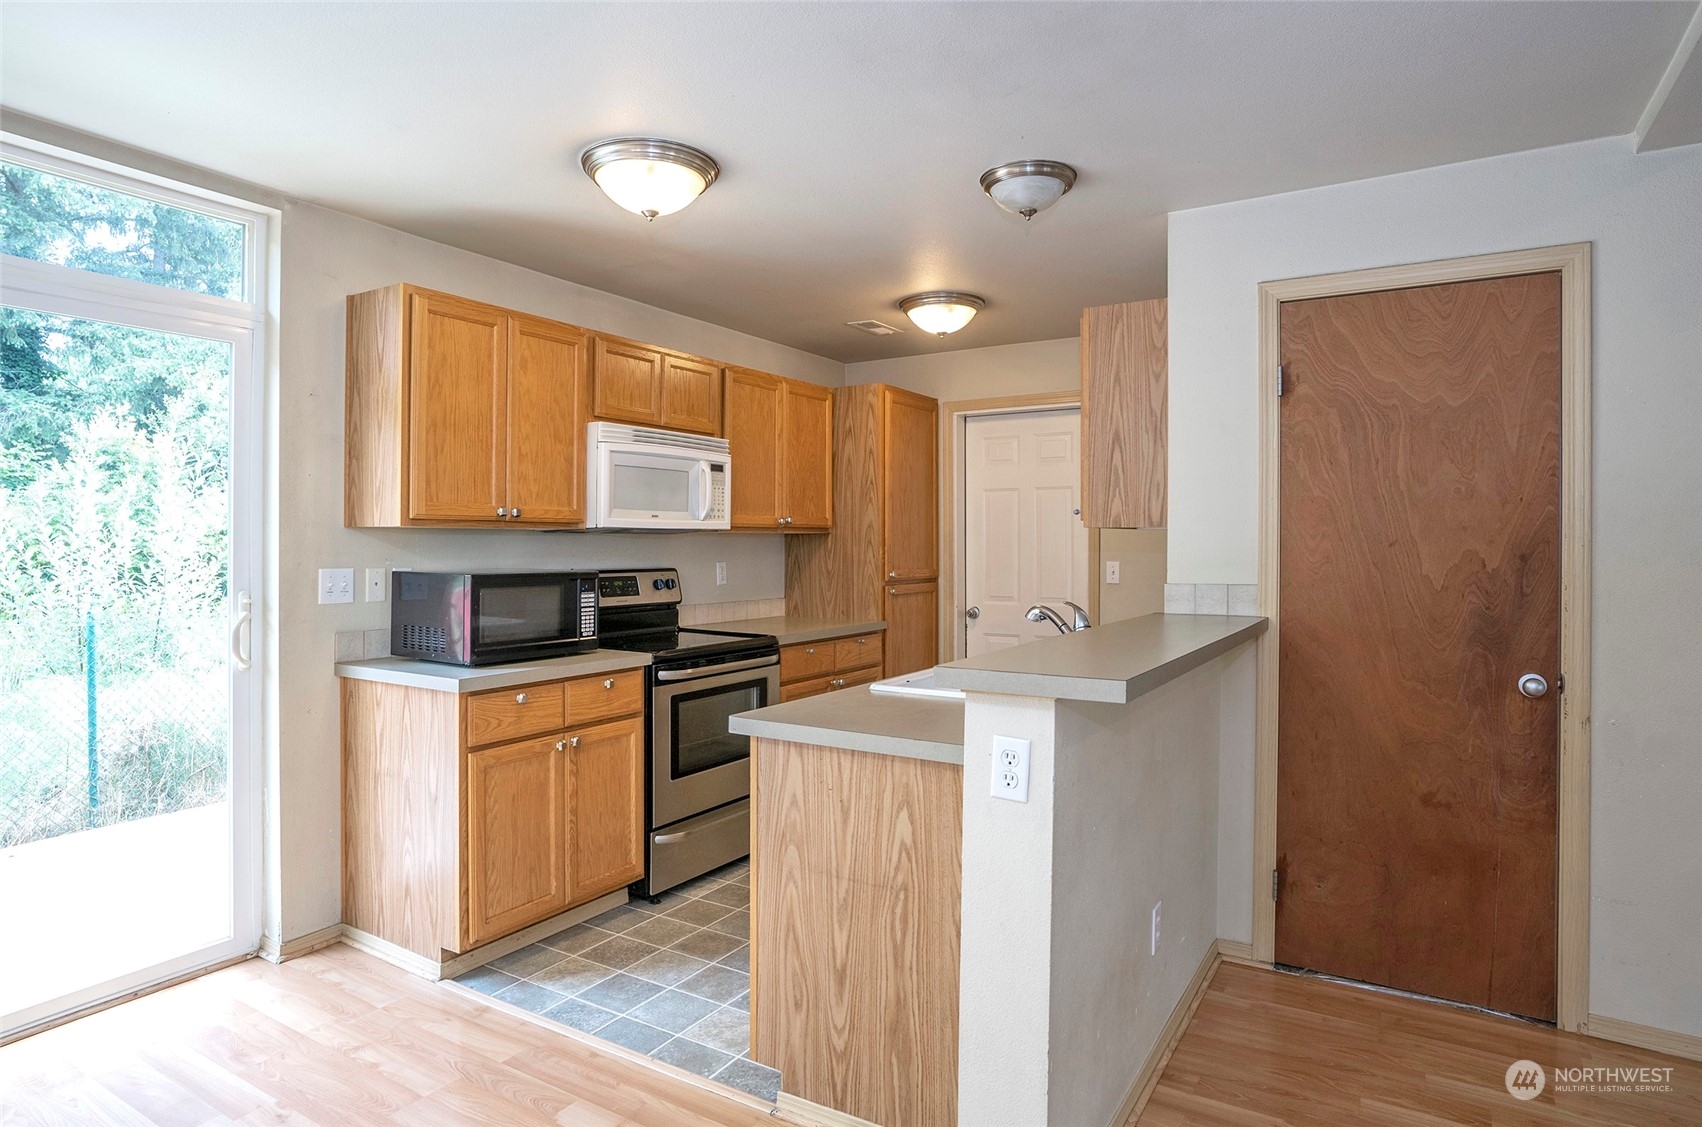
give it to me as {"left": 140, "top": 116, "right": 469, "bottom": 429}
{"left": 710, "top": 465, "right": 728, "bottom": 522}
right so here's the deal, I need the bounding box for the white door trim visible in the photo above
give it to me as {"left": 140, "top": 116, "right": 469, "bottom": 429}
{"left": 940, "top": 392, "right": 1093, "bottom": 661}
{"left": 1252, "top": 243, "right": 1592, "bottom": 1031}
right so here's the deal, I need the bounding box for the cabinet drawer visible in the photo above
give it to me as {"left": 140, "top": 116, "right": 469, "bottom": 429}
{"left": 834, "top": 632, "right": 884, "bottom": 672}
{"left": 565, "top": 669, "right": 644, "bottom": 724}
{"left": 780, "top": 667, "right": 880, "bottom": 703}
{"left": 466, "top": 682, "right": 566, "bottom": 748}
{"left": 780, "top": 641, "right": 838, "bottom": 684}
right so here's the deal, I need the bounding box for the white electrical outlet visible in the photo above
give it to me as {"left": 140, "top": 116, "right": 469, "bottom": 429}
{"left": 319, "top": 568, "right": 355, "bottom": 604}
{"left": 365, "top": 568, "right": 387, "bottom": 602}
{"left": 990, "top": 736, "right": 1030, "bottom": 803}
{"left": 715, "top": 561, "right": 727, "bottom": 586}
{"left": 1105, "top": 560, "right": 1121, "bottom": 585}
{"left": 1151, "top": 901, "right": 1162, "bottom": 955}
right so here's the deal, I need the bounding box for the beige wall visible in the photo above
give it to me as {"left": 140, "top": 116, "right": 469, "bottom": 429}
{"left": 1097, "top": 528, "right": 1167, "bottom": 625}
{"left": 844, "top": 335, "right": 1079, "bottom": 400}
{"left": 1168, "top": 136, "right": 1702, "bottom": 1037}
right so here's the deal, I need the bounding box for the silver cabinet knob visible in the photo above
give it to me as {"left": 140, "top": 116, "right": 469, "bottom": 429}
{"left": 569, "top": 736, "right": 580, "bottom": 748}
{"left": 515, "top": 692, "right": 528, "bottom": 704}
{"left": 804, "top": 647, "right": 816, "bottom": 654}
{"left": 497, "top": 507, "right": 508, "bottom": 517}
{"left": 603, "top": 678, "right": 615, "bottom": 689}
{"left": 830, "top": 678, "right": 845, "bottom": 688}
{"left": 510, "top": 508, "right": 521, "bottom": 519}
{"left": 1518, "top": 673, "right": 1550, "bottom": 699}
{"left": 887, "top": 571, "right": 898, "bottom": 580}
{"left": 965, "top": 606, "right": 981, "bottom": 620}
{"left": 555, "top": 740, "right": 566, "bottom": 751}
{"left": 776, "top": 517, "right": 786, "bottom": 526}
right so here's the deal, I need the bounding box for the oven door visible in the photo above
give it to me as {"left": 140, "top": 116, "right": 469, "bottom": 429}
{"left": 650, "top": 657, "right": 777, "bottom": 828}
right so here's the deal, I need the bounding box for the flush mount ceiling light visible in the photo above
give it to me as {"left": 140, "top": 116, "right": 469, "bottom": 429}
{"left": 979, "top": 159, "right": 1078, "bottom": 220}
{"left": 580, "top": 137, "right": 720, "bottom": 220}
{"left": 898, "top": 291, "right": 986, "bottom": 337}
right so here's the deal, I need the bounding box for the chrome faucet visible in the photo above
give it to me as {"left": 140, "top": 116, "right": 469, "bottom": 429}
{"left": 1026, "top": 604, "right": 1072, "bottom": 634}
{"left": 1026, "top": 602, "right": 1093, "bottom": 634}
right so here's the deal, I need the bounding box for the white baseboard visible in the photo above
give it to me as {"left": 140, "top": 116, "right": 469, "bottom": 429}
{"left": 341, "top": 889, "right": 630, "bottom": 981}
{"left": 1587, "top": 1013, "right": 1702, "bottom": 1062}
{"left": 775, "top": 1092, "right": 882, "bottom": 1127}
{"left": 257, "top": 923, "right": 343, "bottom": 964}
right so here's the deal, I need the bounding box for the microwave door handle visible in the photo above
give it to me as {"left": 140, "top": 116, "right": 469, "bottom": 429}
{"left": 693, "top": 460, "right": 712, "bottom": 521}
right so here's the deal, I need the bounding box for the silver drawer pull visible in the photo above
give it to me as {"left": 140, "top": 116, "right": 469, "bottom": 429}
{"left": 603, "top": 678, "right": 615, "bottom": 689}
{"left": 804, "top": 647, "right": 815, "bottom": 654}
{"left": 515, "top": 692, "right": 527, "bottom": 704}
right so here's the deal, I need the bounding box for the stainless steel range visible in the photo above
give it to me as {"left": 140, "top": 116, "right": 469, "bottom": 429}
{"left": 595, "top": 568, "right": 778, "bottom": 897}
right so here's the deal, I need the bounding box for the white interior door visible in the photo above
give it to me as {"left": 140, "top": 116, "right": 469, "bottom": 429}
{"left": 962, "top": 409, "right": 1090, "bottom": 657}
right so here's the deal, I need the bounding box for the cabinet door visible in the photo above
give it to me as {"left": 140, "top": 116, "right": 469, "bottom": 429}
{"left": 883, "top": 580, "right": 939, "bottom": 677}
{"left": 465, "top": 735, "right": 567, "bottom": 948}
{"left": 724, "top": 367, "right": 786, "bottom": 530}
{"left": 782, "top": 380, "right": 834, "bottom": 531}
{"left": 567, "top": 715, "right": 645, "bottom": 902}
{"left": 507, "top": 315, "right": 588, "bottom": 525}
{"left": 407, "top": 292, "right": 508, "bottom": 522}
{"left": 591, "top": 335, "right": 664, "bottom": 426}
{"left": 661, "top": 355, "right": 723, "bottom": 435}
{"left": 1081, "top": 299, "right": 1166, "bottom": 528}
{"left": 881, "top": 387, "right": 939, "bottom": 580}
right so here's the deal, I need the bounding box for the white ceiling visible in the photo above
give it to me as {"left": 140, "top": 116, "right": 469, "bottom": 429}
{"left": 2, "top": 2, "right": 1696, "bottom": 362}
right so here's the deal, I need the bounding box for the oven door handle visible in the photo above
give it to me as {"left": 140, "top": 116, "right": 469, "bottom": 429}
{"left": 654, "top": 804, "right": 748, "bottom": 845}
{"left": 654, "top": 654, "right": 779, "bottom": 682}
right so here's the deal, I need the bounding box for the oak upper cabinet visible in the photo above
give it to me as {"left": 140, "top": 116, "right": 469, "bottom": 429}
{"left": 591, "top": 333, "right": 722, "bottom": 435}
{"left": 566, "top": 715, "right": 645, "bottom": 902}
{"left": 785, "top": 383, "right": 940, "bottom": 676}
{"left": 723, "top": 367, "right": 833, "bottom": 532}
{"left": 881, "top": 387, "right": 938, "bottom": 580}
{"left": 1081, "top": 298, "right": 1167, "bottom": 528}
{"left": 466, "top": 733, "right": 567, "bottom": 948}
{"left": 345, "top": 284, "right": 589, "bottom": 528}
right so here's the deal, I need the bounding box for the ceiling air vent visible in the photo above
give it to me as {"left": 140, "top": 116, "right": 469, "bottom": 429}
{"left": 846, "top": 319, "right": 903, "bottom": 336}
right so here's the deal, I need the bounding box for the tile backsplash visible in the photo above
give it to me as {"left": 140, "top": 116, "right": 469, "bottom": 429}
{"left": 1164, "top": 583, "right": 1259, "bottom": 616}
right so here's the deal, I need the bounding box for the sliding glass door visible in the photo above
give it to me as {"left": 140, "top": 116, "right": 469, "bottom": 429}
{"left": 0, "top": 145, "right": 266, "bottom": 1037}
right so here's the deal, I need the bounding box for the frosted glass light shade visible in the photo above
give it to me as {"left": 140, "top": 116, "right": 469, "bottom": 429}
{"left": 581, "top": 138, "right": 720, "bottom": 220}
{"left": 979, "top": 160, "right": 1078, "bottom": 219}
{"left": 899, "top": 291, "right": 986, "bottom": 336}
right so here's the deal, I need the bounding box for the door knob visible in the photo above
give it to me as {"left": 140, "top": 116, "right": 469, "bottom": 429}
{"left": 1517, "top": 673, "right": 1550, "bottom": 699}
{"left": 965, "top": 606, "right": 981, "bottom": 620}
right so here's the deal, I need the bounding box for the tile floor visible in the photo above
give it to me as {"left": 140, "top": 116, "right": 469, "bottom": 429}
{"left": 455, "top": 859, "right": 778, "bottom": 1102}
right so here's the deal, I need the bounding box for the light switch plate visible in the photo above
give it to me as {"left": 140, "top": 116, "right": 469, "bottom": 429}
{"left": 365, "top": 568, "right": 387, "bottom": 602}
{"left": 319, "top": 568, "right": 354, "bottom": 604}
{"left": 1105, "top": 560, "right": 1121, "bottom": 585}
{"left": 715, "top": 561, "right": 727, "bottom": 586}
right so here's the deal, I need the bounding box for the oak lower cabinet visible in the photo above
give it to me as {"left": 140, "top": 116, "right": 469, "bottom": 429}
{"left": 345, "top": 284, "right": 591, "bottom": 528}
{"left": 883, "top": 582, "right": 938, "bottom": 679}
{"left": 342, "top": 667, "right": 646, "bottom": 970}
{"left": 723, "top": 367, "right": 834, "bottom": 531}
{"left": 778, "top": 629, "right": 885, "bottom": 702}
{"left": 591, "top": 333, "right": 722, "bottom": 435}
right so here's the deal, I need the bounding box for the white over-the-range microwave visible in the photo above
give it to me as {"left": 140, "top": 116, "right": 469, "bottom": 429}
{"left": 584, "top": 422, "right": 732, "bottom": 531}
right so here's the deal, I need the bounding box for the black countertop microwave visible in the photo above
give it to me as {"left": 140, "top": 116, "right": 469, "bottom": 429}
{"left": 390, "top": 570, "right": 598, "bottom": 666}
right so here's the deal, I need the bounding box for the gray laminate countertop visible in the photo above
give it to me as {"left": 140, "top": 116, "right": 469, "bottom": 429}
{"left": 335, "top": 650, "right": 651, "bottom": 693}
{"left": 708, "top": 615, "right": 885, "bottom": 646}
{"left": 931, "top": 613, "right": 1267, "bottom": 704}
{"left": 731, "top": 685, "right": 964, "bottom": 765}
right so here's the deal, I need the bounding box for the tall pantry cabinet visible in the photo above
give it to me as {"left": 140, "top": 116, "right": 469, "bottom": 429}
{"left": 786, "top": 384, "right": 939, "bottom": 676}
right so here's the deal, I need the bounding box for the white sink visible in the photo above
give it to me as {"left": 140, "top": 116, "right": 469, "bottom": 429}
{"left": 869, "top": 669, "right": 966, "bottom": 700}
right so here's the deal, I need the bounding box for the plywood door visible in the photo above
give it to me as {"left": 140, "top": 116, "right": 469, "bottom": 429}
{"left": 465, "top": 734, "right": 568, "bottom": 948}
{"left": 591, "top": 335, "right": 664, "bottom": 426}
{"left": 882, "top": 387, "right": 939, "bottom": 581}
{"left": 1276, "top": 273, "right": 1562, "bottom": 1020}
{"left": 566, "top": 715, "right": 645, "bottom": 902}
{"left": 962, "top": 409, "right": 1090, "bottom": 657}
{"left": 1080, "top": 298, "right": 1167, "bottom": 528}
{"left": 884, "top": 580, "right": 939, "bottom": 677}
{"left": 661, "top": 355, "right": 723, "bottom": 435}
{"left": 506, "top": 314, "right": 587, "bottom": 525}
{"left": 724, "top": 368, "right": 785, "bottom": 529}
{"left": 406, "top": 291, "right": 507, "bottom": 522}
{"left": 782, "top": 379, "right": 834, "bottom": 531}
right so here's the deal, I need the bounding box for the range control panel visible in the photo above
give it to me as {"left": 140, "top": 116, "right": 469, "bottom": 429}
{"left": 596, "top": 568, "right": 683, "bottom": 608}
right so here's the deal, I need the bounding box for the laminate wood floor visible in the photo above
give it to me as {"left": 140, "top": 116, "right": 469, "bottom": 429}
{"left": 1136, "top": 962, "right": 1701, "bottom": 1126}
{"left": 0, "top": 943, "right": 785, "bottom": 1126}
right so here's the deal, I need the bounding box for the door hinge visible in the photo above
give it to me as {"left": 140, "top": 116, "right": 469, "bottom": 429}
{"left": 1276, "top": 364, "right": 1285, "bottom": 398}
{"left": 1271, "top": 869, "right": 1280, "bottom": 901}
